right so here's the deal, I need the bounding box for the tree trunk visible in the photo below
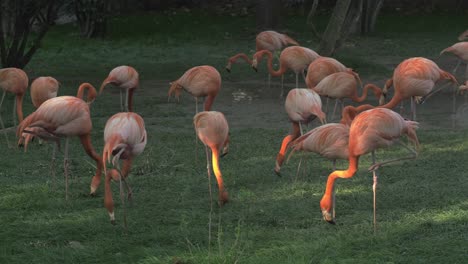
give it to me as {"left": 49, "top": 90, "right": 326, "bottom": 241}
{"left": 318, "top": 0, "right": 352, "bottom": 56}
{"left": 256, "top": 0, "right": 282, "bottom": 31}
{"left": 74, "top": 0, "right": 109, "bottom": 38}
{"left": 361, "top": 0, "right": 384, "bottom": 34}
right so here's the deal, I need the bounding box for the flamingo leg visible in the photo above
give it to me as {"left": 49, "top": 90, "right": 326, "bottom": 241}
{"left": 325, "top": 97, "right": 329, "bottom": 115}
{"left": 204, "top": 145, "right": 213, "bottom": 252}
{"left": 371, "top": 151, "right": 378, "bottom": 233}
{"left": 195, "top": 97, "right": 199, "bottom": 114}
{"left": 295, "top": 73, "right": 299, "bottom": 88}
{"left": 50, "top": 144, "right": 57, "bottom": 190}
{"left": 120, "top": 88, "right": 124, "bottom": 112}
{"left": 12, "top": 97, "right": 16, "bottom": 127}
{"left": 280, "top": 74, "right": 285, "bottom": 98}
{"left": 116, "top": 161, "right": 128, "bottom": 231}
{"left": 294, "top": 122, "right": 305, "bottom": 180}
{"left": 411, "top": 97, "right": 416, "bottom": 121}
{"left": 452, "top": 59, "right": 460, "bottom": 74}
{"left": 0, "top": 90, "right": 11, "bottom": 147}
{"left": 331, "top": 99, "right": 339, "bottom": 121}
{"left": 268, "top": 73, "right": 271, "bottom": 89}
{"left": 64, "top": 137, "right": 70, "bottom": 200}
{"left": 125, "top": 89, "right": 129, "bottom": 112}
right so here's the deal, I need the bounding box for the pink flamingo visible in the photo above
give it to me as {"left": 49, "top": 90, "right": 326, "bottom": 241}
{"left": 99, "top": 65, "right": 139, "bottom": 112}
{"left": 440, "top": 42, "right": 468, "bottom": 80}
{"left": 252, "top": 46, "right": 320, "bottom": 96}
{"left": 102, "top": 112, "right": 147, "bottom": 225}
{"left": 168, "top": 65, "right": 221, "bottom": 114}
{"left": 194, "top": 111, "right": 230, "bottom": 205}
{"left": 320, "top": 108, "right": 419, "bottom": 231}
{"left": 274, "top": 88, "right": 326, "bottom": 175}
{"left": 0, "top": 68, "right": 28, "bottom": 146}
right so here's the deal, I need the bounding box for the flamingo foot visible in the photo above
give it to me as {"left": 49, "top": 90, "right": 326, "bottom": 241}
{"left": 321, "top": 209, "right": 336, "bottom": 225}
{"left": 218, "top": 191, "right": 229, "bottom": 206}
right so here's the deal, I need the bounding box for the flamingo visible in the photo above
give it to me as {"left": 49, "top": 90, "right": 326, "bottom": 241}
{"left": 17, "top": 85, "right": 102, "bottom": 200}
{"left": 102, "top": 112, "right": 147, "bottom": 225}
{"left": 440, "top": 42, "right": 468, "bottom": 80}
{"left": 252, "top": 46, "right": 320, "bottom": 97}
{"left": 274, "top": 88, "right": 326, "bottom": 175}
{"left": 16, "top": 76, "right": 60, "bottom": 149}
{"left": 225, "top": 30, "right": 299, "bottom": 73}
{"left": 311, "top": 72, "right": 384, "bottom": 120}
{"left": 0, "top": 68, "right": 28, "bottom": 147}
{"left": 320, "top": 108, "right": 419, "bottom": 231}
{"left": 194, "top": 111, "right": 230, "bottom": 205}
{"left": 99, "top": 65, "right": 139, "bottom": 112}
{"left": 168, "top": 65, "right": 221, "bottom": 114}
{"left": 381, "top": 57, "right": 458, "bottom": 120}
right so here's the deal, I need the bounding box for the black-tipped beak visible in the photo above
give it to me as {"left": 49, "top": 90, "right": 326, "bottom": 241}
{"left": 326, "top": 219, "right": 336, "bottom": 225}
{"left": 252, "top": 66, "right": 258, "bottom": 72}
{"left": 225, "top": 67, "right": 231, "bottom": 73}
{"left": 110, "top": 220, "right": 116, "bottom": 225}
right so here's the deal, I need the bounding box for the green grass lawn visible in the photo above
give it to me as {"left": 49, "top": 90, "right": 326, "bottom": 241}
{"left": 0, "top": 10, "right": 467, "bottom": 264}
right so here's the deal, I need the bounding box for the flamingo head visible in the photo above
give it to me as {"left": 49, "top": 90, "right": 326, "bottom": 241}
{"left": 458, "top": 30, "right": 468, "bottom": 41}
{"left": 225, "top": 61, "right": 232, "bottom": 73}
{"left": 168, "top": 82, "right": 182, "bottom": 102}
{"left": 458, "top": 81, "right": 468, "bottom": 95}
{"left": 251, "top": 58, "right": 258, "bottom": 72}
{"left": 320, "top": 194, "right": 336, "bottom": 225}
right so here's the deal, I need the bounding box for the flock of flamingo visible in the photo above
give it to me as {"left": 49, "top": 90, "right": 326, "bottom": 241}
{"left": 0, "top": 29, "right": 467, "bottom": 228}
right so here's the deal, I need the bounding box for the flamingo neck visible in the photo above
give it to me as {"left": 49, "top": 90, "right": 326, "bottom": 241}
{"left": 353, "top": 84, "right": 382, "bottom": 103}
{"left": 230, "top": 53, "right": 252, "bottom": 65}
{"left": 77, "top": 83, "right": 97, "bottom": 103}
{"left": 15, "top": 93, "right": 24, "bottom": 123}
{"left": 258, "top": 50, "right": 286, "bottom": 77}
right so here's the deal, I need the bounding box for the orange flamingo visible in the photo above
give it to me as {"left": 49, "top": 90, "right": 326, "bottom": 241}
{"left": 102, "top": 112, "right": 147, "bottom": 225}
{"left": 440, "top": 42, "right": 468, "bottom": 80}
{"left": 381, "top": 57, "right": 458, "bottom": 120}
{"left": 305, "top": 57, "right": 358, "bottom": 88}
{"left": 0, "top": 68, "right": 28, "bottom": 146}
{"left": 17, "top": 86, "right": 102, "bottom": 200}
{"left": 274, "top": 88, "right": 326, "bottom": 175}
{"left": 18, "top": 76, "right": 60, "bottom": 149}
{"left": 225, "top": 30, "right": 299, "bottom": 72}
{"left": 311, "top": 72, "right": 384, "bottom": 120}
{"left": 99, "top": 65, "right": 139, "bottom": 112}
{"left": 19, "top": 82, "right": 97, "bottom": 150}
{"left": 320, "top": 108, "right": 419, "bottom": 230}
{"left": 194, "top": 111, "right": 230, "bottom": 205}
{"left": 168, "top": 65, "right": 221, "bottom": 113}
{"left": 252, "top": 46, "right": 320, "bottom": 96}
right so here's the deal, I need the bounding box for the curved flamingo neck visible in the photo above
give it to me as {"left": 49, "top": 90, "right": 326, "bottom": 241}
{"left": 229, "top": 53, "right": 252, "bottom": 65}
{"left": 353, "top": 84, "right": 382, "bottom": 103}
{"left": 204, "top": 95, "right": 215, "bottom": 111}
{"left": 77, "top": 83, "right": 97, "bottom": 103}
{"left": 321, "top": 156, "right": 359, "bottom": 211}
{"left": 380, "top": 93, "right": 403, "bottom": 110}
{"left": 256, "top": 50, "right": 286, "bottom": 77}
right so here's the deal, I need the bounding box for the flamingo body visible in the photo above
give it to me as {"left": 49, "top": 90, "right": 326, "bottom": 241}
{"left": 168, "top": 65, "right": 221, "bottom": 112}
{"left": 102, "top": 112, "right": 147, "bottom": 224}
{"left": 194, "top": 111, "right": 229, "bottom": 205}
{"left": 30, "top": 76, "right": 59, "bottom": 108}
{"left": 99, "top": 65, "right": 139, "bottom": 112}
{"left": 256, "top": 30, "right": 299, "bottom": 52}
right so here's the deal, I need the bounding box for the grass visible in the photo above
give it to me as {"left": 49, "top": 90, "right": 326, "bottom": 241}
{"left": 1, "top": 10, "right": 467, "bottom": 263}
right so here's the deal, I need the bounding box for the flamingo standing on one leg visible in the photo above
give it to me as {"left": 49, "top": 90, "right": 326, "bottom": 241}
{"left": 99, "top": 65, "right": 139, "bottom": 112}
{"left": 252, "top": 46, "right": 320, "bottom": 97}
{"left": 274, "top": 88, "right": 326, "bottom": 175}
{"left": 320, "top": 108, "right": 419, "bottom": 231}
{"left": 311, "top": 72, "right": 384, "bottom": 120}
{"left": 102, "top": 112, "right": 147, "bottom": 225}
{"left": 194, "top": 111, "right": 230, "bottom": 205}
{"left": 225, "top": 30, "right": 299, "bottom": 72}
{"left": 440, "top": 42, "right": 468, "bottom": 80}
{"left": 381, "top": 57, "right": 458, "bottom": 120}
{"left": 18, "top": 76, "right": 60, "bottom": 149}
{"left": 0, "top": 68, "right": 28, "bottom": 146}
{"left": 168, "top": 65, "right": 221, "bottom": 114}
{"left": 17, "top": 87, "right": 103, "bottom": 200}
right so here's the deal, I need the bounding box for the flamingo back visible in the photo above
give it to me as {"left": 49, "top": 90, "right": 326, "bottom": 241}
{"left": 349, "top": 108, "right": 419, "bottom": 157}
{"left": 393, "top": 57, "right": 444, "bottom": 97}
{"left": 18, "top": 96, "right": 92, "bottom": 137}
{"left": 0, "top": 68, "right": 28, "bottom": 94}
{"left": 30, "top": 77, "right": 59, "bottom": 108}
{"left": 285, "top": 88, "right": 325, "bottom": 124}
{"left": 101, "top": 65, "right": 139, "bottom": 91}
{"left": 280, "top": 46, "right": 319, "bottom": 73}
{"left": 306, "top": 57, "right": 347, "bottom": 88}
{"left": 313, "top": 72, "right": 357, "bottom": 99}
{"left": 441, "top": 42, "right": 468, "bottom": 61}
{"left": 292, "top": 123, "right": 349, "bottom": 160}
{"left": 175, "top": 65, "right": 221, "bottom": 97}
{"left": 194, "top": 111, "right": 229, "bottom": 151}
